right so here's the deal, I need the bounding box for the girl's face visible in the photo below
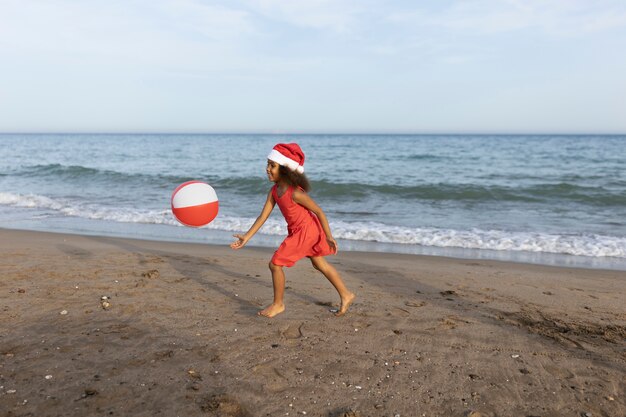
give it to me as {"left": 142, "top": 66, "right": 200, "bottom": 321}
{"left": 266, "top": 160, "right": 281, "bottom": 183}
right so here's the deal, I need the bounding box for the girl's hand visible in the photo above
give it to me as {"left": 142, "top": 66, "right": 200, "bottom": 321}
{"left": 230, "top": 234, "right": 249, "bottom": 250}
{"left": 327, "top": 237, "right": 338, "bottom": 254}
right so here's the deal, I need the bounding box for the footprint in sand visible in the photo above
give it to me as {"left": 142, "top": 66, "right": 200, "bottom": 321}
{"left": 197, "top": 394, "right": 249, "bottom": 416}
{"left": 404, "top": 301, "right": 426, "bottom": 308}
{"left": 134, "top": 269, "right": 160, "bottom": 287}
{"left": 280, "top": 323, "right": 304, "bottom": 339}
{"left": 248, "top": 362, "right": 289, "bottom": 393}
{"left": 543, "top": 364, "right": 575, "bottom": 379}
{"left": 437, "top": 315, "right": 471, "bottom": 330}
{"left": 389, "top": 307, "right": 411, "bottom": 317}
{"left": 142, "top": 269, "right": 160, "bottom": 279}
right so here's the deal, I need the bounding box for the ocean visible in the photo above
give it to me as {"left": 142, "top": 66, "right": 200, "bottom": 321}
{"left": 1, "top": 134, "right": 625, "bottom": 270}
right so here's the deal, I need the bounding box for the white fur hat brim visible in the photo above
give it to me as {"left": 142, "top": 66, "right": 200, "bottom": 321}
{"left": 268, "top": 149, "right": 305, "bottom": 173}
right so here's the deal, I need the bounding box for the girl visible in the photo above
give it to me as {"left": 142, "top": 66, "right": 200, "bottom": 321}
{"left": 230, "top": 143, "right": 355, "bottom": 318}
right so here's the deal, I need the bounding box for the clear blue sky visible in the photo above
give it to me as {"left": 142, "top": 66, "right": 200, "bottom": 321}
{"left": 1, "top": 0, "right": 625, "bottom": 134}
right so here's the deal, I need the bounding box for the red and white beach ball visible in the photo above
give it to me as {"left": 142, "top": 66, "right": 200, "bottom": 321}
{"left": 171, "top": 181, "right": 219, "bottom": 227}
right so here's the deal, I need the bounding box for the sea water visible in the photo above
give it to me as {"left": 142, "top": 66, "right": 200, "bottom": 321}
{"left": 1, "top": 134, "right": 624, "bottom": 270}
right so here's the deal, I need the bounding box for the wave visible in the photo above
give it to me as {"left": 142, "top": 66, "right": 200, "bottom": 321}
{"left": 311, "top": 180, "right": 625, "bottom": 206}
{"left": 9, "top": 164, "right": 625, "bottom": 206}
{"left": 328, "top": 222, "right": 626, "bottom": 258}
{"left": 401, "top": 154, "right": 448, "bottom": 161}
{"left": 19, "top": 164, "right": 125, "bottom": 180}
{"left": 16, "top": 164, "right": 198, "bottom": 185}
{"left": 13, "top": 164, "right": 266, "bottom": 193}
{"left": 1, "top": 192, "right": 624, "bottom": 258}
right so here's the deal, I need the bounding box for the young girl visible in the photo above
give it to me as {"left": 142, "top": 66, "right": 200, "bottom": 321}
{"left": 230, "top": 143, "right": 355, "bottom": 318}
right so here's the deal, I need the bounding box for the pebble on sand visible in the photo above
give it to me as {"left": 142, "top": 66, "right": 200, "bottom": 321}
{"left": 188, "top": 369, "right": 202, "bottom": 380}
{"left": 84, "top": 388, "right": 98, "bottom": 396}
{"left": 100, "top": 296, "right": 112, "bottom": 309}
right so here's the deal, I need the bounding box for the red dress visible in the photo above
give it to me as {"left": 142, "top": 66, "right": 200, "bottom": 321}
{"left": 271, "top": 185, "right": 335, "bottom": 267}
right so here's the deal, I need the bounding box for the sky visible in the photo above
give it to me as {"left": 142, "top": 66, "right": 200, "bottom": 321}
{"left": 1, "top": 0, "right": 625, "bottom": 134}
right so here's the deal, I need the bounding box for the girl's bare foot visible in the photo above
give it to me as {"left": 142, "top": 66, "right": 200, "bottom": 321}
{"left": 258, "top": 303, "right": 285, "bottom": 318}
{"left": 334, "top": 292, "right": 356, "bottom": 317}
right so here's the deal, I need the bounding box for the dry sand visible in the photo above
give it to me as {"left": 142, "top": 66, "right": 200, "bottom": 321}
{"left": 1, "top": 228, "right": 624, "bottom": 417}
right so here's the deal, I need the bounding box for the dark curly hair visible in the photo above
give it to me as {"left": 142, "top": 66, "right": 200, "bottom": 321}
{"left": 279, "top": 165, "right": 311, "bottom": 192}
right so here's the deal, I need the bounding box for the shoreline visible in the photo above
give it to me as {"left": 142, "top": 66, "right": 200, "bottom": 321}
{"left": 2, "top": 224, "right": 625, "bottom": 272}
{"left": 1, "top": 228, "right": 625, "bottom": 416}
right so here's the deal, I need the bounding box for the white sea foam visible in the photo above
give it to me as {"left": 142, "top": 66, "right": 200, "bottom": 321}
{"left": 1, "top": 192, "right": 624, "bottom": 258}
{"left": 329, "top": 220, "right": 626, "bottom": 258}
{"left": 0, "top": 192, "right": 64, "bottom": 210}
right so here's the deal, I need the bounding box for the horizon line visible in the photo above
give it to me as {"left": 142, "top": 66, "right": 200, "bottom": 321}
{"left": 1, "top": 131, "right": 625, "bottom": 136}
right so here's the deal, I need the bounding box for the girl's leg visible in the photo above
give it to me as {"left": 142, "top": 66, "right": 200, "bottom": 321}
{"left": 310, "top": 256, "right": 355, "bottom": 316}
{"left": 259, "top": 261, "right": 286, "bottom": 318}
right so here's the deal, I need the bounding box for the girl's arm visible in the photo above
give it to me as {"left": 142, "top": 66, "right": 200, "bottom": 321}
{"left": 292, "top": 190, "right": 338, "bottom": 253}
{"left": 230, "top": 190, "right": 276, "bottom": 250}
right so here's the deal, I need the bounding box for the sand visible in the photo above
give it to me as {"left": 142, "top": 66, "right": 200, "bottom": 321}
{"left": 1, "top": 228, "right": 624, "bottom": 417}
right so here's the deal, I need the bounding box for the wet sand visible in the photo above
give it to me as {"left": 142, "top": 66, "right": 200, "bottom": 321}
{"left": 1, "top": 228, "right": 625, "bottom": 417}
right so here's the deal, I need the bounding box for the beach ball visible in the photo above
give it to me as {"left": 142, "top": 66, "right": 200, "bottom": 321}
{"left": 171, "top": 181, "right": 219, "bottom": 227}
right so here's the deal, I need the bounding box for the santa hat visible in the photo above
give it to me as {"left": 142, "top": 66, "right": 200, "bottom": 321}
{"left": 267, "top": 143, "right": 305, "bottom": 174}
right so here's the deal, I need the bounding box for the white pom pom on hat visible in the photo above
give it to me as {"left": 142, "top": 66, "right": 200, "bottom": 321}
{"left": 267, "top": 143, "right": 305, "bottom": 174}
